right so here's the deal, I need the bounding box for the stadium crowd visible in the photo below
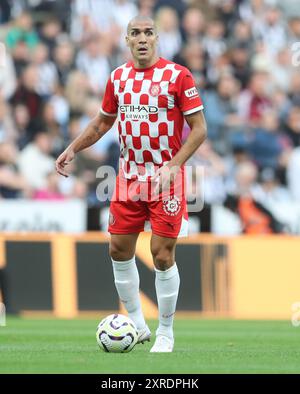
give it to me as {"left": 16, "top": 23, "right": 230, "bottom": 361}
{"left": 1, "top": 0, "right": 300, "bottom": 233}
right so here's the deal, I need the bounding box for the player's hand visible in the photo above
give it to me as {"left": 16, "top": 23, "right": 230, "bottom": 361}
{"left": 55, "top": 149, "right": 75, "bottom": 177}
{"left": 152, "top": 165, "right": 180, "bottom": 195}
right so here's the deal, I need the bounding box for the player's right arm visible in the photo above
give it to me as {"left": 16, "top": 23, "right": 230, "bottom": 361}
{"left": 55, "top": 112, "right": 116, "bottom": 177}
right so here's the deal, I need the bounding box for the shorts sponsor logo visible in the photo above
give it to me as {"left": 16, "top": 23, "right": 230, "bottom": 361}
{"left": 149, "top": 83, "right": 161, "bottom": 97}
{"left": 184, "top": 87, "right": 198, "bottom": 98}
{"left": 163, "top": 196, "right": 181, "bottom": 216}
{"left": 109, "top": 212, "right": 116, "bottom": 226}
{"left": 119, "top": 105, "right": 158, "bottom": 121}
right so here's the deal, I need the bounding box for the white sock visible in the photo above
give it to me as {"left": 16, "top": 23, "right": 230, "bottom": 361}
{"left": 155, "top": 263, "right": 180, "bottom": 340}
{"left": 112, "top": 256, "right": 146, "bottom": 330}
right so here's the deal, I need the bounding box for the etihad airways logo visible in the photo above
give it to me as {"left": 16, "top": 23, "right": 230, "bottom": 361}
{"left": 119, "top": 105, "right": 158, "bottom": 121}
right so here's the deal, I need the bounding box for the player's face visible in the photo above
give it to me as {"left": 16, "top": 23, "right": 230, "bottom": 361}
{"left": 126, "top": 20, "right": 158, "bottom": 67}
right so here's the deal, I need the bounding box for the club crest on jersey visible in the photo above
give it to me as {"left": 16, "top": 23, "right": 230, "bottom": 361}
{"left": 162, "top": 196, "right": 181, "bottom": 216}
{"left": 149, "top": 83, "right": 161, "bottom": 97}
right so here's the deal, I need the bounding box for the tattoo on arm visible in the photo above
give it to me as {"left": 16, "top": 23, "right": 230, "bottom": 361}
{"left": 93, "top": 125, "right": 102, "bottom": 135}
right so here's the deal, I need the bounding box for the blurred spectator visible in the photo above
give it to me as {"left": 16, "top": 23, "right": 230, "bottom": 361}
{"left": 53, "top": 40, "right": 76, "bottom": 86}
{"left": 177, "top": 40, "right": 206, "bottom": 88}
{"left": 65, "top": 70, "right": 94, "bottom": 115}
{"left": 215, "top": 0, "right": 240, "bottom": 38}
{"left": 41, "top": 101, "right": 64, "bottom": 155}
{"left": 0, "top": 141, "right": 29, "bottom": 198}
{"left": 224, "top": 161, "right": 284, "bottom": 234}
{"left": 137, "top": 0, "right": 156, "bottom": 16}
{"left": 206, "top": 51, "right": 233, "bottom": 86}
{"left": 154, "top": 0, "right": 187, "bottom": 19}
{"left": 34, "top": 171, "right": 65, "bottom": 201}
{"left": 12, "top": 104, "right": 32, "bottom": 149}
{"left": 248, "top": 109, "right": 286, "bottom": 169}
{"left": 238, "top": 0, "right": 266, "bottom": 29}
{"left": 226, "top": 160, "right": 259, "bottom": 196}
{"left": 271, "top": 48, "right": 293, "bottom": 92}
{"left": 281, "top": 0, "right": 300, "bottom": 19}
{"left": 203, "top": 19, "right": 227, "bottom": 61}
{"left": 57, "top": 160, "right": 88, "bottom": 200}
{"left": 39, "top": 18, "right": 62, "bottom": 57}
{"left": 0, "top": 98, "right": 16, "bottom": 143}
{"left": 76, "top": 34, "right": 111, "bottom": 96}
{"left": 68, "top": 115, "right": 100, "bottom": 195}
{"left": 224, "top": 193, "right": 284, "bottom": 234}
{"left": 187, "top": 140, "right": 226, "bottom": 205}
{"left": 156, "top": 7, "right": 182, "bottom": 61}
{"left": 287, "top": 147, "right": 300, "bottom": 200}
{"left": 0, "top": 0, "right": 11, "bottom": 24}
{"left": 284, "top": 106, "right": 300, "bottom": 147}
{"left": 287, "top": 16, "right": 300, "bottom": 44}
{"left": 70, "top": 0, "right": 116, "bottom": 43}
{"left": 0, "top": 52, "right": 17, "bottom": 100}
{"left": 249, "top": 44, "right": 273, "bottom": 75}
{"left": 224, "top": 145, "right": 251, "bottom": 192}
{"left": 229, "top": 41, "right": 251, "bottom": 89}
{"left": 237, "top": 71, "right": 273, "bottom": 127}
{"left": 18, "top": 131, "right": 55, "bottom": 190}
{"left": 254, "top": 6, "right": 286, "bottom": 56}
{"left": 272, "top": 88, "right": 292, "bottom": 124}
{"left": 8, "top": 37, "right": 30, "bottom": 76}
{"left": 203, "top": 73, "right": 242, "bottom": 153}
{"left": 113, "top": 0, "right": 139, "bottom": 49}
{"left": 289, "top": 73, "right": 300, "bottom": 107}
{"left": 10, "top": 65, "right": 44, "bottom": 126}
{"left": 27, "top": 0, "right": 71, "bottom": 28}
{"left": 32, "top": 43, "right": 58, "bottom": 97}
{"left": 59, "top": 175, "right": 89, "bottom": 203}
{"left": 181, "top": 7, "right": 205, "bottom": 43}
{"left": 230, "top": 19, "right": 253, "bottom": 50}
{"left": 6, "top": 11, "right": 39, "bottom": 50}
{"left": 253, "top": 167, "right": 292, "bottom": 206}
{"left": 48, "top": 85, "right": 70, "bottom": 133}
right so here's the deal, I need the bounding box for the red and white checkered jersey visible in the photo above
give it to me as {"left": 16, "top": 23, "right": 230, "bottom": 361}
{"left": 100, "top": 57, "right": 203, "bottom": 180}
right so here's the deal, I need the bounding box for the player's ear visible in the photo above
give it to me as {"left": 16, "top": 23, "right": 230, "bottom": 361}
{"left": 125, "top": 35, "right": 129, "bottom": 47}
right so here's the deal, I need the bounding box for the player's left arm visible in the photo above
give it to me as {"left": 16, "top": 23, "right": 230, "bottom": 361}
{"left": 153, "top": 110, "right": 207, "bottom": 192}
{"left": 169, "top": 110, "right": 207, "bottom": 168}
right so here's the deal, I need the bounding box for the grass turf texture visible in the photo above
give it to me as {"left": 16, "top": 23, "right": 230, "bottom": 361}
{"left": 0, "top": 317, "right": 299, "bottom": 374}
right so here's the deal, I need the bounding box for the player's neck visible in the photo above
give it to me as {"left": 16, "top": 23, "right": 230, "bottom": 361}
{"left": 133, "top": 55, "right": 160, "bottom": 70}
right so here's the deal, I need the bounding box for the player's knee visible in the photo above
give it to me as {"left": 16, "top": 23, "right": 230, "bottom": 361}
{"left": 151, "top": 246, "right": 174, "bottom": 270}
{"left": 109, "top": 242, "right": 130, "bottom": 261}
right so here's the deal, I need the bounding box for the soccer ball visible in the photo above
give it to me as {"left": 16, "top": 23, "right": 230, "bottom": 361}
{"left": 96, "top": 314, "right": 138, "bottom": 353}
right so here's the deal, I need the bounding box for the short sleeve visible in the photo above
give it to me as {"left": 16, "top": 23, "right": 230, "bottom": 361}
{"left": 100, "top": 77, "right": 118, "bottom": 117}
{"left": 177, "top": 69, "right": 204, "bottom": 116}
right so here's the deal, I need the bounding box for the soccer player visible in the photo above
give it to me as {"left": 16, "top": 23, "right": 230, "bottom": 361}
{"left": 56, "top": 15, "right": 207, "bottom": 352}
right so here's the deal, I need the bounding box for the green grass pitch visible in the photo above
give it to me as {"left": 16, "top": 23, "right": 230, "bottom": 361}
{"left": 0, "top": 317, "right": 299, "bottom": 374}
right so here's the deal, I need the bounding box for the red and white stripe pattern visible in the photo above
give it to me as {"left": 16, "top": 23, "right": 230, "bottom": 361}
{"left": 101, "top": 58, "right": 203, "bottom": 181}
